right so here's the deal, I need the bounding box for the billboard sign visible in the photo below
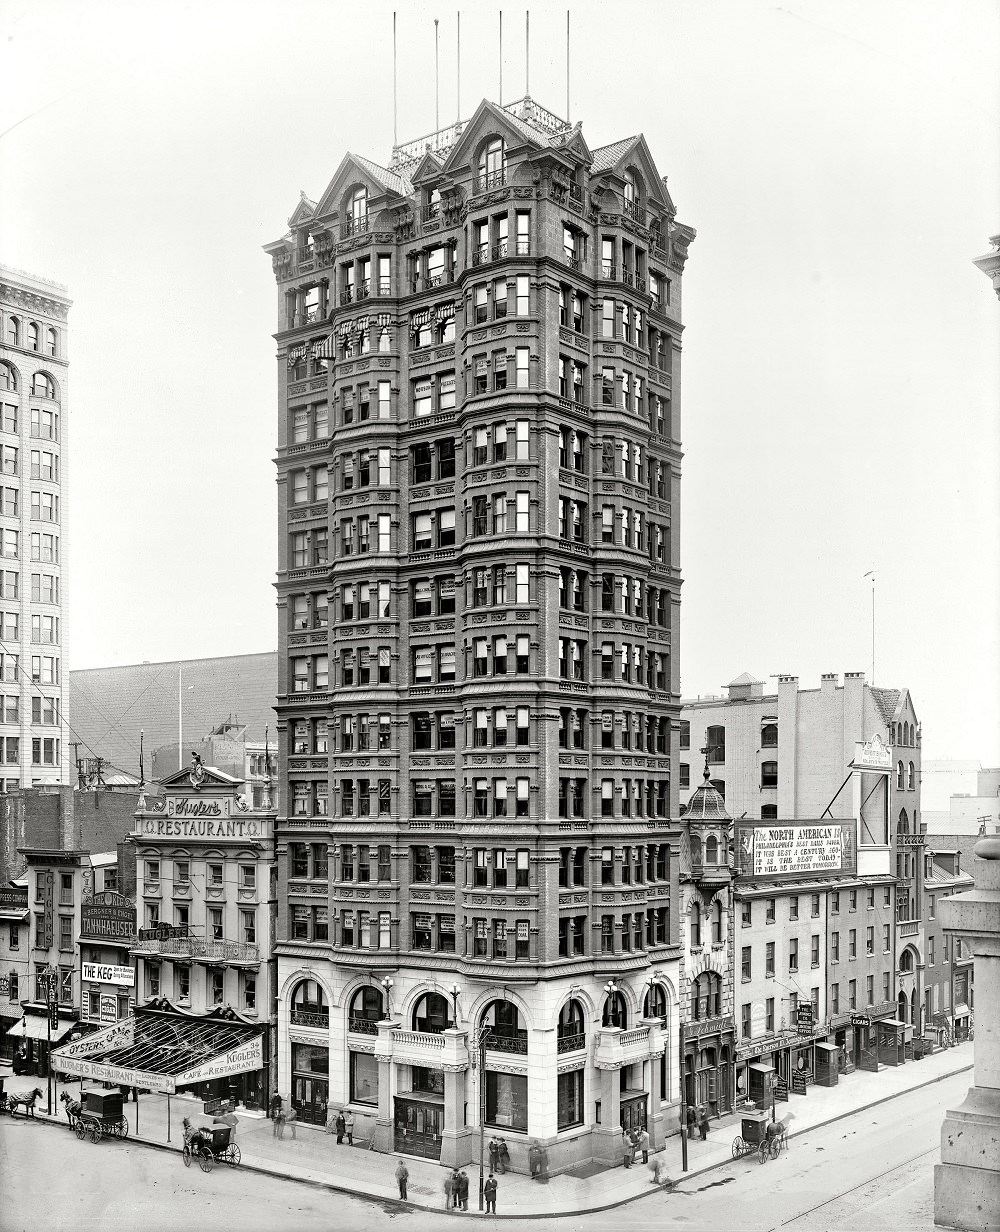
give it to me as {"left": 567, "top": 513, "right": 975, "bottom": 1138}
{"left": 796, "top": 1004, "right": 815, "bottom": 1036}
{"left": 80, "top": 892, "right": 136, "bottom": 942}
{"left": 41, "top": 870, "right": 54, "bottom": 948}
{"left": 175, "top": 1034, "right": 264, "bottom": 1087}
{"left": 82, "top": 961, "right": 135, "bottom": 987}
{"left": 736, "top": 821, "right": 855, "bottom": 880}
{"left": 99, "top": 995, "right": 119, "bottom": 1023}
{"left": 0, "top": 885, "right": 28, "bottom": 912}
{"left": 852, "top": 734, "right": 892, "bottom": 772}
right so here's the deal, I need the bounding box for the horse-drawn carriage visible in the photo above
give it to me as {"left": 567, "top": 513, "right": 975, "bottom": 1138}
{"left": 181, "top": 1119, "right": 240, "bottom": 1172}
{"left": 731, "top": 1108, "right": 786, "bottom": 1164}
{"left": 61, "top": 1089, "right": 129, "bottom": 1144}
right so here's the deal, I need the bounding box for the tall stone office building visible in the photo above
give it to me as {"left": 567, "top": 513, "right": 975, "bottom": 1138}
{"left": 0, "top": 267, "right": 70, "bottom": 791}
{"left": 266, "top": 97, "right": 695, "bottom": 1171}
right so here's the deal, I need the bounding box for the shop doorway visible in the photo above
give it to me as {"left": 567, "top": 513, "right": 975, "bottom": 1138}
{"left": 620, "top": 1092, "right": 648, "bottom": 1135}
{"left": 394, "top": 1093, "right": 444, "bottom": 1159}
{"left": 292, "top": 1074, "right": 328, "bottom": 1125}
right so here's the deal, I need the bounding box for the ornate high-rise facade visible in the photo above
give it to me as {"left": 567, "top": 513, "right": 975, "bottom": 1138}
{"left": 0, "top": 266, "right": 70, "bottom": 791}
{"left": 266, "top": 97, "right": 694, "bottom": 1171}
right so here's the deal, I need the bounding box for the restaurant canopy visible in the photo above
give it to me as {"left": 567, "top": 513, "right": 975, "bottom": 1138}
{"left": 52, "top": 999, "right": 263, "bottom": 1094}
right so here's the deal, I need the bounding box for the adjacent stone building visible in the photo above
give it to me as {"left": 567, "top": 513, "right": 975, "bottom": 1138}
{"left": 266, "top": 96, "right": 695, "bottom": 1170}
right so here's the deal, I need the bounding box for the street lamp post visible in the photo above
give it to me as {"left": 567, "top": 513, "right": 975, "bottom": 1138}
{"left": 471, "top": 1025, "right": 493, "bottom": 1211}
{"left": 380, "top": 977, "right": 394, "bottom": 1017}
{"left": 449, "top": 982, "right": 461, "bottom": 1025}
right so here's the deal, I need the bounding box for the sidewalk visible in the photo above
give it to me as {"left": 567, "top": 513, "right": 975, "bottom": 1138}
{"left": 14, "top": 1041, "right": 972, "bottom": 1218}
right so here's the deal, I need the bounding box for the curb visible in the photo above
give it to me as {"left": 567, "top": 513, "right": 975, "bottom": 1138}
{"left": 18, "top": 1061, "right": 973, "bottom": 1221}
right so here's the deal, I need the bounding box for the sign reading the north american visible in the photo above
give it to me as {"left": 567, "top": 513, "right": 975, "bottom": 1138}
{"left": 748, "top": 824, "right": 845, "bottom": 877}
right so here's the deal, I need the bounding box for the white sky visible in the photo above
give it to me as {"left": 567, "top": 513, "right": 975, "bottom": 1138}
{"left": 1, "top": 0, "right": 997, "bottom": 761}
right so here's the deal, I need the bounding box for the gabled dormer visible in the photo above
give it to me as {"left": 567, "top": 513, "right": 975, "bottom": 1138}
{"left": 313, "top": 152, "right": 414, "bottom": 239}
{"left": 439, "top": 98, "right": 547, "bottom": 188}
{"left": 589, "top": 133, "right": 675, "bottom": 223}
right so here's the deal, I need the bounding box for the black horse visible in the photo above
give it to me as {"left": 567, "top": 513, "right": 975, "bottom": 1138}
{"left": 9, "top": 1087, "right": 44, "bottom": 1118}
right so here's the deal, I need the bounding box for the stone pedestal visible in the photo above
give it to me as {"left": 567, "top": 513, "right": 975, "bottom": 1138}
{"left": 373, "top": 1018, "right": 398, "bottom": 1153}
{"left": 934, "top": 837, "right": 1000, "bottom": 1232}
{"left": 594, "top": 1063, "right": 623, "bottom": 1164}
{"left": 439, "top": 1027, "right": 470, "bottom": 1169}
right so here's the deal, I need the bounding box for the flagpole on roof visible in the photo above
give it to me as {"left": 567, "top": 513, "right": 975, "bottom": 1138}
{"left": 435, "top": 18, "right": 440, "bottom": 131}
{"left": 393, "top": 12, "right": 398, "bottom": 149}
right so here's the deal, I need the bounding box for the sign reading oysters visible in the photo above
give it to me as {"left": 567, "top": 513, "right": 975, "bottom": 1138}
{"left": 753, "top": 824, "right": 843, "bottom": 876}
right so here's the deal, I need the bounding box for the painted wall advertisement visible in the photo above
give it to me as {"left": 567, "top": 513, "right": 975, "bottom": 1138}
{"left": 81, "top": 961, "right": 135, "bottom": 987}
{"left": 737, "top": 821, "right": 855, "bottom": 880}
{"left": 80, "top": 892, "right": 136, "bottom": 942}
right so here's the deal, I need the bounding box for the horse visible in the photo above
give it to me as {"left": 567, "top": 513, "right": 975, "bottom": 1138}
{"left": 59, "top": 1091, "right": 83, "bottom": 1128}
{"left": 9, "top": 1088, "right": 43, "bottom": 1118}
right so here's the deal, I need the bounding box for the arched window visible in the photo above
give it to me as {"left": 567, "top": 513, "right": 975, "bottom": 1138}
{"left": 412, "top": 991, "right": 453, "bottom": 1035}
{"left": 691, "top": 972, "right": 721, "bottom": 1021}
{"left": 705, "top": 834, "right": 718, "bottom": 864}
{"left": 906, "top": 722, "right": 912, "bottom": 746}
{"left": 899, "top": 948, "right": 914, "bottom": 973}
{"left": 706, "top": 725, "right": 725, "bottom": 763}
{"left": 481, "top": 999, "right": 526, "bottom": 1051}
{"left": 896, "top": 761, "right": 905, "bottom": 790}
{"left": 6, "top": 318, "right": 19, "bottom": 347}
{"left": 691, "top": 833, "right": 703, "bottom": 865}
{"left": 0, "top": 363, "right": 15, "bottom": 392}
{"left": 349, "top": 185, "right": 367, "bottom": 221}
{"left": 349, "top": 986, "right": 384, "bottom": 1033}
{"left": 601, "top": 990, "right": 628, "bottom": 1029}
{"left": 31, "top": 372, "right": 56, "bottom": 398}
{"left": 907, "top": 761, "right": 915, "bottom": 790}
{"left": 557, "top": 999, "right": 585, "bottom": 1050}
{"left": 761, "top": 723, "right": 778, "bottom": 747}
{"left": 690, "top": 901, "right": 701, "bottom": 948}
{"left": 27, "top": 323, "right": 39, "bottom": 352}
{"left": 478, "top": 136, "right": 506, "bottom": 188}
{"left": 290, "top": 978, "right": 328, "bottom": 1026}
{"left": 711, "top": 900, "right": 722, "bottom": 945}
{"left": 761, "top": 761, "right": 778, "bottom": 788}
{"left": 45, "top": 327, "right": 57, "bottom": 357}
{"left": 643, "top": 983, "right": 667, "bottom": 1023}
{"left": 622, "top": 168, "right": 642, "bottom": 219}
{"left": 898, "top": 807, "right": 909, "bottom": 835}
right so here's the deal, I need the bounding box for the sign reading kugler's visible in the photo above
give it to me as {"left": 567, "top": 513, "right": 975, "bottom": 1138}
{"left": 737, "top": 820, "right": 856, "bottom": 880}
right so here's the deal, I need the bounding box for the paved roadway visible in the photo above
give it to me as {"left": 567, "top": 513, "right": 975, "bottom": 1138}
{"left": 0, "top": 1070, "right": 965, "bottom": 1232}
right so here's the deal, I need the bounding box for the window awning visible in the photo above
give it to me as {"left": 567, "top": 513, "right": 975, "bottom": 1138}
{"left": 0, "top": 909, "right": 28, "bottom": 922}
{"left": 954, "top": 1004, "right": 971, "bottom": 1018}
{"left": 52, "top": 1001, "right": 264, "bottom": 1095}
{"left": 879, "top": 1019, "right": 908, "bottom": 1031}
{"left": 748, "top": 1062, "right": 775, "bottom": 1075}
{"left": 12, "top": 1015, "right": 75, "bottom": 1044}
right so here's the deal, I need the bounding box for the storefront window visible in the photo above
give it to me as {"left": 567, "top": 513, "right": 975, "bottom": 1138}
{"left": 485, "top": 1071, "right": 528, "bottom": 1131}
{"left": 557, "top": 1069, "right": 583, "bottom": 1130}
{"left": 292, "top": 1042, "right": 329, "bottom": 1076}
{"left": 350, "top": 1050, "right": 379, "bottom": 1105}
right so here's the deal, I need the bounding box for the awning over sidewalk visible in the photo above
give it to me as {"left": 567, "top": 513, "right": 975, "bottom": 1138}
{"left": 748, "top": 1062, "right": 775, "bottom": 1075}
{"left": 52, "top": 1001, "right": 264, "bottom": 1095}
{"left": 879, "top": 1019, "right": 908, "bottom": 1032}
{"left": 954, "top": 1004, "right": 971, "bottom": 1018}
{"left": 12, "top": 1015, "right": 75, "bottom": 1044}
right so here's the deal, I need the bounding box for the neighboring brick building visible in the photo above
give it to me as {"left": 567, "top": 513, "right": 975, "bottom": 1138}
{"left": 266, "top": 96, "right": 695, "bottom": 1170}
{"left": 0, "top": 266, "right": 72, "bottom": 792}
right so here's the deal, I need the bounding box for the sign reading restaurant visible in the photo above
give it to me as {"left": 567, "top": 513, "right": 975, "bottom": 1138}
{"left": 736, "top": 820, "right": 856, "bottom": 880}
{"left": 138, "top": 811, "right": 266, "bottom": 840}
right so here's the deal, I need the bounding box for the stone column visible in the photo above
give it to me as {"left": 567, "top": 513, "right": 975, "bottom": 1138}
{"left": 643, "top": 1016, "right": 665, "bottom": 1149}
{"left": 934, "top": 837, "right": 1000, "bottom": 1231}
{"left": 440, "top": 1027, "right": 470, "bottom": 1168}
{"left": 594, "top": 1031, "right": 623, "bottom": 1165}
{"left": 374, "top": 1019, "right": 398, "bottom": 1153}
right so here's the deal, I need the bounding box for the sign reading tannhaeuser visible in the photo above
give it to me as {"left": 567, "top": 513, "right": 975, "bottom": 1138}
{"left": 750, "top": 825, "right": 844, "bottom": 877}
{"left": 80, "top": 891, "right": 136, "bottom": 941}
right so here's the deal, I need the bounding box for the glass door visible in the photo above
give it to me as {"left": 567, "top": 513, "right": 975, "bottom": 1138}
{"left": 292, "top": 1075, "right": 328, "bottom": 1125}
{"left": 393, "top": 1097, "right": 443, "bottom": 1160}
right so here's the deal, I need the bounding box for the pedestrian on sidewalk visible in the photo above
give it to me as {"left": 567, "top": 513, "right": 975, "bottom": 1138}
{"left": 324, "top": 1106, "right": 337, "bottom": 1135}
{"left": 698, "top": 1104, "right": 709, "bottom": 1140}
{"left": 457, "top": 1169, "right": 469, "bottom": 1210}
{"left": 529, "top": 1142, "right": 541, "bottom": 1178}
{"left": 270, "top": 1092, "right": 282, "bottom": 1122}
{"left": 450, "top": 1169, "right": 461, "bottom": 1207}
{"left": 484, "top": 1172, "right": 498, "bottom": 1214}
{"left": 345, "top": 1110, "right": 355, "bottom": 1145}
{"left": 443, "top": 1172, "right": 454, "bottom": 1210}
{"left": 649, "top": 1157, "right": 673, "bottom": 1189}
{"left": 394, "top": 1159, "right": 409, "bottom": 1200}
{"left": 638, "top": 1126, "right": 650, "bottom": 1164}
{"left": 284, "top": 1103, "right": 297, "bottom": 1139}
{"left": 685, "top": 1104, "right": 697, "bottom": 1140}
{"left": 622, "top": 1127, "right": 633, "bottom": 1168}
{"left": 497, "top": 1136, "right": 509, "bottom": 1173}
{"left": 335, "top": 1110, "right": 346, "bottom": 1144}
{"left": 274, "top": 1108, "right": 286, "bottom": 1139}
{"left": 488, "top": 1136, "right": 500, "bottom": 1174}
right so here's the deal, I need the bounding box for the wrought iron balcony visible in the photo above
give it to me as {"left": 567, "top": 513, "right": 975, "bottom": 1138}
{"left": 475, "top": 169, "right": 507, "bottom": 194}
{"left": 601, "top": 264, "right": 618, "bottom": 281}
{"left": 622, "top": 198, "right": 645, "bottom": 224}
{"left": 291, "top": 1008, "right": 330, "bottom": 1029}
{"left": 485, "top": 1030, "right": 528, "bottom": 1055}
{"left": 132, "top": 936, "right": 260, "bottom": 964}
{"left": 343, "top": 214, "right": 370, "bottom": 238}
{"left": 557, "top": 1031, "right": 586, "bottom": 1054}
{"left": 348, "top": 1015, "right": 380, "bottom": 1035}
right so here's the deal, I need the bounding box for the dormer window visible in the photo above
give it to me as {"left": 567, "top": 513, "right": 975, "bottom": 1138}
{"left": 345, "top": 186, "right": 369, "bottom": 237}
{"left": 423, "top": 187, "right": 442, "bottom": 221}
{"left": 478, "top": 137, "right": 506, "bottom": 191}
{"left": 623, "top": 168, "right": 643, "bottom": 220}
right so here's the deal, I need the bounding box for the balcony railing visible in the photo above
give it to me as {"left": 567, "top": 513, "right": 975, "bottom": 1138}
{"left": 132, "top": 936, "right": 260, "bottom": 963}
{"left": 291, "top": 1008, "right": 330, "bottom": 1029}
{"left": 556, "top": 1031, "right": 586, "bottom": 1054}
{"left": 474, "top": 169, "right": 507, "bottom": 194}
{"left": 622, "top": 198, "right": 645, "bottom": 224}
{"left": 601, "top": 264, "right": 618, "bottom": 280}
{"left": 349, "top": 1015, "right": 380, "bottom": 1035}
{"left": 343, "top": 214, "right": 370, "bottom": 238}
{"left": 485, "top": 1030, "right": 528, "bottom": 1055}
{"left": 392, "top": 1029, "right": 446, "bottom": 1049}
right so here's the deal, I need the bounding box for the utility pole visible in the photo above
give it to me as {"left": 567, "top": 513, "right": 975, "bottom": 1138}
{"left": 679, "top": 1019, "right": 688, "bottom": 1171}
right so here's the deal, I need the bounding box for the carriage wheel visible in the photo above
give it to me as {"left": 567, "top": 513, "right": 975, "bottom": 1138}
{"left": 116, "top": 1118, "right": 129, "bottom": 1139}
{"left": 198, "top": 1148, "right": 214, "bottom": 1173}
{"left": 758, "top": 1141, "right": 768, "bottom": 1165}
{"left": 771, "top": 1136, "right": 783, "bottom": 1159}
{"left": 731, "top": 1136, "right": 743, "bottom": 1159}
{"left": 182, "top": 1145, "right": 192, "bottom": 1168}
{"left": 89, "top": 1122, "right": 103, "bottom": 1144}
{"left": 228, "top": 1145, "right": 240, "bottom": 1167}
{"left": 75, "top": 1120, "right": 87, "bottom": 1141}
